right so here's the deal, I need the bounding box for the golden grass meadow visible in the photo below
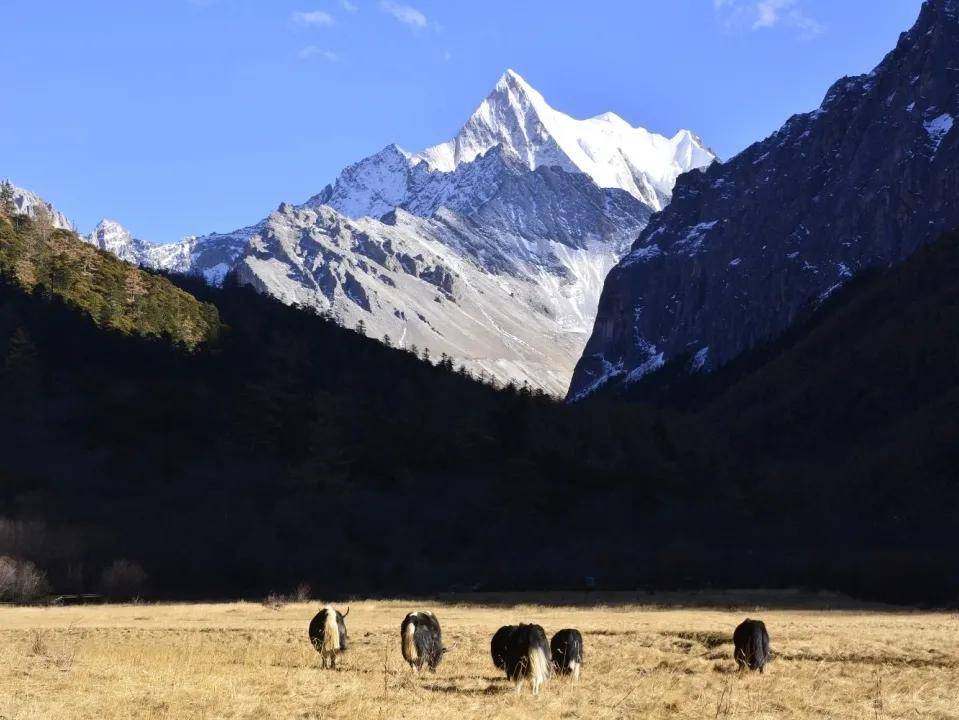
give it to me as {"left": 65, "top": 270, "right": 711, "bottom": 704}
{"left": 1, "top": 592, "right": 957, "bottom": 720}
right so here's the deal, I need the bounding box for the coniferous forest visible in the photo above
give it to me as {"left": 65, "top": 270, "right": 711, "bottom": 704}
{"left": 1, "top": 214, "right": 956, "bottom": 604}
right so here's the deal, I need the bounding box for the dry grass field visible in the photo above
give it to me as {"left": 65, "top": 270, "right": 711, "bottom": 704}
{"left": 1, "top": 592, "right": 957, "bottom": 720}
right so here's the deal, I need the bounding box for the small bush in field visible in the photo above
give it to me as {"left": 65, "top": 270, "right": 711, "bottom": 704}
{"left": 100, "top": 559, "right": 148, "bottom": 601}
{"left": 0, "top": 555, "right": 49, "bottom": 603}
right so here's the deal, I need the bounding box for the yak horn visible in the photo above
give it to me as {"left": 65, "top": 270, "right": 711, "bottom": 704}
{"left": 342, "top": 606, "right": 350, "bottom": 618}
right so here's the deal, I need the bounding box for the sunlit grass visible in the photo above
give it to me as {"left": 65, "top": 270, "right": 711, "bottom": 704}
{"left": 1, "top": 593, "right": 956, "bottom": 719}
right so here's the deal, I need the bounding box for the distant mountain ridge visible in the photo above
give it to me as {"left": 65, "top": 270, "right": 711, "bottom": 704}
{"left": 569, "top": 0, "right": 959, "bottom": 400}
{"left": 3, "top": 181, "right": 74, "bottom": 231}
{"left": 5, "top": 71, "right": 713, "bottom": 394}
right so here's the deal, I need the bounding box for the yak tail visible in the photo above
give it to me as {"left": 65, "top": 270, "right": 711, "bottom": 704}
{"left": 529, "top": 643, "right": 551, "bottom": 694}
{"left": 403, "top": 621, "right": 418, "bottom": 662}
{"left": 323, "top": 607, "right": 341, "bottom": 653}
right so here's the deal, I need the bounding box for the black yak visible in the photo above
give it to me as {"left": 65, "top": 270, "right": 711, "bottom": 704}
{"left": 733, "top": 618, "right": 770, "bottom": 672}
{"left": 494, "top": 623, "right": 552, "bottom": 694}
{"left": 550, "top": 628, "right": 583, "bottom": 679}
{"left": 308, "top": 605, "right": 349, "bottom": 669}
{"left": 401, "top": 611, "right": 446, "bottom": 672}
{"left": 490, "top": 624, "right": 516, "bottom": 671}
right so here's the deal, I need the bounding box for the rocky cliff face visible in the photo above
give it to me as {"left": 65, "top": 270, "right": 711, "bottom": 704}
{"left": 3, "top": 182, "right": 73, "bottom": 230}
{"left": 569, "top": 0, "right": 959, "bottom": 400}
{"left": 232, "top": 150, "right": 653, "bottom": 395}
{"left": 5, "top": 70, "right": 713, "bottom": 395}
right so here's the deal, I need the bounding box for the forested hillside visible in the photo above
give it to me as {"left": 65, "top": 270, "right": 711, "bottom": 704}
{"left": 0, "top": 213, "right": 956, "bottom": 604}
{"left": 0, "top": 213, "right": 219, "bottom": 348}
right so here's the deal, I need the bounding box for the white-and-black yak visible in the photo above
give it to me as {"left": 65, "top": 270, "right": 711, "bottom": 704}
{"left": 492, "top": 623, "right": 552, "bottom": 694}
{"left": 550, "top": 628, "right": 583, "bottom": 679}
{"left": 308, "top": 605, "right": 349, "bottom": 669}
{"left": 401, "top": 611, "right": 446, "bottom": 672}
{"left": 733, "top": 618, "right": 770, "bottom": 672}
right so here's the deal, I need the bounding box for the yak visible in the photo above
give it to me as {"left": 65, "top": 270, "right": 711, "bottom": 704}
{"left": 493, "top": 624, "right": 552, "bottom": 694}
{"left": 490, "top": 625, "right": 516, "bottom": 670}
{"left": 733, "top": 618, "right": 770, "bottom": 673}
{"left": 308, "top": 605, "right": 349, "bottom": 669}
{"left": 401, "top": 611, "right": 446, "bottom": 672}
{"left": 550, "top": 628, "right": 584, "bottom": 679}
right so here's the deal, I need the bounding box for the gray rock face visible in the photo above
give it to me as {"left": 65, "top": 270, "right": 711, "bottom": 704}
{"left": 5, "top": 70, "right": 713, "bottom": 395}
{"left": 569, "top": 0, "right": 959, "bottom": 400}
{"left": 3, "top": 182, "right": 73, "bottom": 230}
{"left": 230, "top": 149, "right": 654, "bottom": 395}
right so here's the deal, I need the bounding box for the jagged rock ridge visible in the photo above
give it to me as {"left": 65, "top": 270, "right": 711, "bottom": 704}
{"left": 5, "top": 71, "right": 715, "bottom": 394}
{"left": 569, "top": 0, "right": 959, "bottom": 400}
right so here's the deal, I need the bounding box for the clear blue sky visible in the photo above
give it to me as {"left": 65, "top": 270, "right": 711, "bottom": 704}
{"left": 1, "top": 0, "right": 923, "bottom": 240}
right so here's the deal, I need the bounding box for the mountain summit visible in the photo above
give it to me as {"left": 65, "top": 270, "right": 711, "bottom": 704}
{"left": 568, "top": 0, "right": 959, "bottom": 399}
{"left": 309, "top": 70, "right": 715, "bottom": 220}
{"left": 6, "top": 71, "right": 713, "bottom": 394}
{"left": 418, "top": 70, "right": 714, "bottom": 210}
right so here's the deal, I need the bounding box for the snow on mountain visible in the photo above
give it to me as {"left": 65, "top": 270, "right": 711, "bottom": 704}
{"left": 235, "top": 148, "right": 652, "bottom": 394}
{"left": 3, "top": 181, "right": 74, "bottom": 230}
{"left": 234, "top": 201, "right": 633, "bottom": 394}
{"left": 83, "top": 219, "right": 257, "bottom": 286}
{"left": 312, "top": 70, "right": 715, "bottom": 220}
{"left": 87, "top": 219, "right": 153, "bottom": 265}
{"left": 568, "top": 0, "right": 959, "bottom": 400}
{"left": 5, "top": 70, "right": 713, "bottom": 394}
{"left": 418, "top": 70, "right": 715, "bottom": 211}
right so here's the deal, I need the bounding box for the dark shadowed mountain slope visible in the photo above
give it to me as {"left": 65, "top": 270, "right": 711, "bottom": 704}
{"left": 704, "top": 227, "right": 959, "bottom": 469}
{"left": 574, "top": 226, "right": 959, "bottom": 599}
{"left": 570, "top": 0, "right": 959, "bottom": 400}
{"left": 2, "top": 231, "right": 959, "bottom": 602}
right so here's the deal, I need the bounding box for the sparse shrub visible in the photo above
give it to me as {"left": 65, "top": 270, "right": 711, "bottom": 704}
{"left": 294, "top": 583, "right": 311, "bottom": 602}
{"left": 262, "top": 592, "right": 286, "bottom": 610}
{"left": 0, "top": 555, "right": 50, "bottom": 603}
{"left": 100, "top": 559, "right": 148, "bottom": 601}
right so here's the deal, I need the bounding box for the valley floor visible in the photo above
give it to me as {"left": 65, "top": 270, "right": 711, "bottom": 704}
{"left": 1, "top": 593, "right": 957, "bottom": 720}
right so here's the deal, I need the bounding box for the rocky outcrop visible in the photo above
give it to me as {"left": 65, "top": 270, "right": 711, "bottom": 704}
{"left": 569, "top": 0, "right": 959, "bottom": 400}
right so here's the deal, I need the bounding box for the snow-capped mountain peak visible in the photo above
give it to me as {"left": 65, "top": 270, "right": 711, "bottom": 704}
{"left": 88, "top": 218, "right": 142, "bottom": 263}
{"left": 418, "top": 69, "right": 716, "bottom": 210}
{"left": 6, "top": 69, "right": 714, "bottom": 395}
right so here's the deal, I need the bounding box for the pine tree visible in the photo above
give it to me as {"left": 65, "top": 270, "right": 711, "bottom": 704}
{"left": 382, "top": 333, "right": 392, "bottom": 348}
{"left": 0, "top": 182, "right": 15, "bottom": 218}
{"left": 32, "top": 203, "right": 54, "bottom": 241}
{"left": 355, "top": 319, "right": 366, "bottom": 335}
{"left": 4, "top": 327, "right": 37, "bottom": 373}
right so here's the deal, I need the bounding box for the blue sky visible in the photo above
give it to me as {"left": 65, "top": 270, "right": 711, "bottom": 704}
{"left": 2, "top": 0, "right": 922, "bottom": 240}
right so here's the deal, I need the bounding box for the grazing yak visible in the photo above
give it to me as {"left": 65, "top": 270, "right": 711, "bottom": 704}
{"left": 733, "top": 618, "right": 770, "bottom": 673}
{"left": 550, "top": 629, "right": 583, "bottom": 679}
{"left": 492, "top": 624, "right": 552, "bottom": 694}
{"left": 401, "top": 611, "right": 446, "bottom": 672}
{"left": 490, "top": 624, "right": 516, "bottom": 671}
{"left": 308, "top": 605, "right": 349, "bottom": 669}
